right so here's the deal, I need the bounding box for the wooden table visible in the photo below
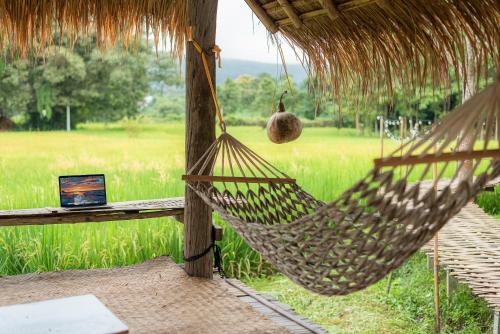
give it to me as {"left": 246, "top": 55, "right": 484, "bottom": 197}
{"left": 0, "top": 198, "right": 185, "bottom": 227}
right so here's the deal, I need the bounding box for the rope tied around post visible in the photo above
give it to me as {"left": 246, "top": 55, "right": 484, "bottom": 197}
{"left": 183, "top": 242, "right": 226, "bottom": 278}
{"left": 187, "top": 26, "right": 225, "bottom": 132}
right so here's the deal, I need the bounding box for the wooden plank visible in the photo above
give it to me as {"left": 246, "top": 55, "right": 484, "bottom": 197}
{"left": 374, "top": 149, "right": 500, "bottom": 168}
{"left": 225, "top": 279, "right": 327, "bottom": 334}
{"left": 0, "top": 294, "right": 128, "bottom": 334}
{"left": 182, "top": 175, "right": 296, "bottom": 184}
{"left": 184, "top": 0, "right": 218, "bottom": 279}
{"left": 0, "top": 209, "right": 184, "bottom": 227}
{"left": 0, "top": 198, "right": 185, "bottom": 227}
{"left": 0, "top": 198, "right": 184, "bottom": 217}
{"left": 317, "top": 0, "right": 340, "bottom": 20}
{"left": 277, "top": 0, "right": 303, "bottom": 28}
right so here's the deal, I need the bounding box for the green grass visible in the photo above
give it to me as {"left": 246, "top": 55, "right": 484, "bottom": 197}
{"left": 0, "top": 123, "right": 497, "bottom": 333}
{"left": 248, "top": 253, "right": 494, "bottom": 334}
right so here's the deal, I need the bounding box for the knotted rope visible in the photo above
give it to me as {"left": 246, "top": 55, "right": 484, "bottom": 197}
{"left": 187, "top": 27, "right": 225, "bottom": 132}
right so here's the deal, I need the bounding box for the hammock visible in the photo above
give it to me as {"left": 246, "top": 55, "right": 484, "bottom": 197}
{"left": 184, "top": 79, "right": 500, "bottom": 296}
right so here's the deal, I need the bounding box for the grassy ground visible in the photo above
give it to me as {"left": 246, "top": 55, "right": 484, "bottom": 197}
{"left": 0, "top": 123, "right": 497, "bottom": 333}
{"left": 248, "top": 252, "right": 494, "bottom": 334}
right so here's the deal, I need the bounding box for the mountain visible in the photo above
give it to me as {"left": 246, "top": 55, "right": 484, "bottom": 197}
{"left": 157, "top": 58, "right": 308, "bottom": 97}
{"left": 215, "top": 58, "right": 307, "bottom": 84}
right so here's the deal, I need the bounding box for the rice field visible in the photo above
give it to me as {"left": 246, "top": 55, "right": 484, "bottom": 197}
{"left": 0, "top": 123, "right": 397, "bottom": 276}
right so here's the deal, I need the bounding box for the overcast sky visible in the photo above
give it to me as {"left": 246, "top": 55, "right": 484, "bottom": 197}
{"left": 216, "top": 0, "right": 298, "bottom": 64}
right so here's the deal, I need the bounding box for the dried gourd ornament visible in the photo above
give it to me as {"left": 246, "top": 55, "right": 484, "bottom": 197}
{"left": 266, "top": 91, "right": 303, "bottom": 144}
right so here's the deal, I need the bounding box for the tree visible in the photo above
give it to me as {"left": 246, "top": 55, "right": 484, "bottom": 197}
{"left": 0, "top": 34, "right": 159, "bottom": 129}
{"left": 79, "top": 46, "right": 150, "bottom": 122}
{"left": 251, "top": 74, "right": 276, "bottom": 116}
{"left": 0, "top": 60, "right": 31, "bottom": 128}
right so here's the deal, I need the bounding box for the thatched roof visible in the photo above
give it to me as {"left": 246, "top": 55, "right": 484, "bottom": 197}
{"left": 0, "top": 0, "right": 498, "bottom": 98}
{"left": 245, "top": 0, "right": 499, "bottom": 98}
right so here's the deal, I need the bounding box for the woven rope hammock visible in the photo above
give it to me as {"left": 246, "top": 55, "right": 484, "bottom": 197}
{"left": 184, "top": 79, "right": 500, "bottom": 296}
{"left": 184, "top": 79, "right": 500, "bottom": 295}
{"left": 183, "top": 34, "right": 500, "bottom": 295}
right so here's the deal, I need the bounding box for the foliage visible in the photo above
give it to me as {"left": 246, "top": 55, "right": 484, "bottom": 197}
{"left": 0, "top": 37, "right": 180, "bottom": 130}
{"left": 477, "top": 187, "right": 500, "bottom": 217}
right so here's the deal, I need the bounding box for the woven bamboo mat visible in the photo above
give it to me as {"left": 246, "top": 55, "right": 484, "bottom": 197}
{"left": 422, "top": 203, "right": 500, "bottom": 311}
{"left": 0, "top": 257, "right": 290, "bottom": 334}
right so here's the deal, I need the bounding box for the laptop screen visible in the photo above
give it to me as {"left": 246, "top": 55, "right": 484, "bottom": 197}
{"left": 59, "top": 175, "right": 107, "bottom": 207}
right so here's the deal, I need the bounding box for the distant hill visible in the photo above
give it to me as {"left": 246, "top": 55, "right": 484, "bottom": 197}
{"left": 215, "top": 59, "right": 307, "bottom": 84}
{"left": 158, "top": 58, "right": 308, "bottom": 97}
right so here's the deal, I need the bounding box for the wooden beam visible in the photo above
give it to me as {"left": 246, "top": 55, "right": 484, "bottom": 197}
{"left": 317, "top": 0, "right": 340, "bottom": 20}
{"left": 267, "top": 0, "right": 382, "bottom": 27}
{"left": 277, "top": 0, "right": 303, "bottom": 29}
{"left": 182, "top": 175, "right": 296, "bottom": 184}
{"left": 0, "top": 209, "right": 185, "bottom": 227}
{"left": 244, "top": 0, "right": 279, "bottom": 34}
{"left": 373, "top": 149, "right": 500, "bottom": 169}
{"left": 184, "top": 0, "right": 218, "bottom": 279}
{"left": 276, "top": 9, "right": 327, "bottom": 27}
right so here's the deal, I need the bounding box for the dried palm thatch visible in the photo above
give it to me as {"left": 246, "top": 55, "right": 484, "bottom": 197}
{"left": 246, "top": 0, "right": 499, "bottom": 99}
{"left": 0, "top": 0, "right": 187, "bottom": 59}
{"left": 0, "top": 0, "right": 498, "bottom": 98}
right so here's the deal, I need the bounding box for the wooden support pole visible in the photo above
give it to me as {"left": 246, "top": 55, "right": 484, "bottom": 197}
{"left": 494, "top": 311, "right": 500, "bottom": 334}
{"left": 433, "top": 234, "right": 440, "bottom": 333}
{"left": 496, "top": 115, "right": 499, "bottom": 142}
{"left": 433, "top": 147, "right": 441, "bottom": 334}
{"left": 458, "top": 37, "right": 476, "bottom": 182}
{"left": 446, "top": 269, "right": 458, "bottom": 302}
{"left": 379, "top": 116, "right": 384, "bottom": 158}
{"left": 184, "top": 0, "right": 218, "bottom": 279}
{"left": 66, "top": 105, "right": 71, "bottom": 132}
{"left": 427, "top": 255, "right": 435, "bottom": 271}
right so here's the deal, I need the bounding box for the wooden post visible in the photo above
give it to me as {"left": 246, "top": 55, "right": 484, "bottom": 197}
{"left": 184, "top": 0, "right": 218, "bottom": 278}
{"left": 433, "top": 234, "right": 440, "bottom": 333}
{"left": 494, "top": 311, "right": 500, "bottom": 334}
{"left": 496, "top": 116, "right": 499, "bottom": 142}
{"left": 433, "top": 146, "right": 440, "bottom": 334}
{"left": 66, "top": 105, "right": 71, "bottom": 132}
{"left": 446, "top": 269, "right": 458, "bottom": 302}
{"left": 458, "top": 37, "right": 476, "bottom": 181}
{"left": 379, "top": 116, "right": 384, "bottom": 158}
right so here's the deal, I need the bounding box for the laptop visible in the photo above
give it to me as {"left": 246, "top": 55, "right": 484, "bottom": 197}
{"left": 59, "top": 174, "right": 111, "bottom": 210}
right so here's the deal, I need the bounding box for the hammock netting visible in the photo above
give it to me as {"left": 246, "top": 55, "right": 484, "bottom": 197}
{"left": 184, "top": 80, "right": 500, "bottom": 296}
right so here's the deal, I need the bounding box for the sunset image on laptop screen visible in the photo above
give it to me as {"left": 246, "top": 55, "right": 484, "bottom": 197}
{"left": 60, "top": 175, "right": 106, "bottom": 207}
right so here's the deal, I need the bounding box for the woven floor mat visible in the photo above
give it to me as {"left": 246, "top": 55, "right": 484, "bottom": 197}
{"left": 0, "top": 257, "right": 290, "bottom": 334}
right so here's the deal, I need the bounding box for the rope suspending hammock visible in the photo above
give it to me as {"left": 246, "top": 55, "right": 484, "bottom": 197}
{"left": 183, "top": 35, "right": 500, "bottom": 294}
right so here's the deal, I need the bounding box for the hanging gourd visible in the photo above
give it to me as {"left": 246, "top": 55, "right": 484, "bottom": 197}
{"left": 266, "top": 91, "right": 302, "bottom": 144}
